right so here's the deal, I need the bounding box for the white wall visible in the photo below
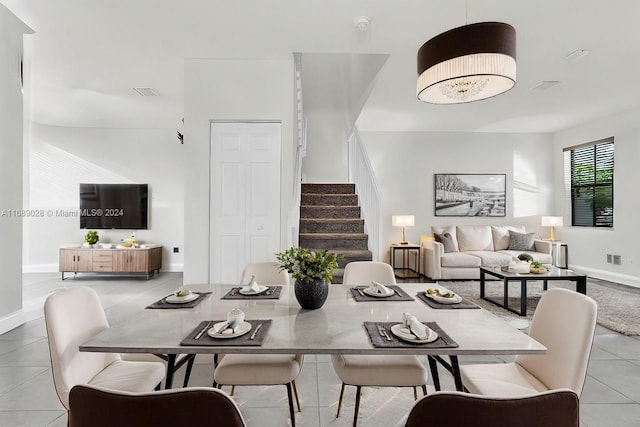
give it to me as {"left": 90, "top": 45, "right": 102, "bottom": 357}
{"left": 301, "top": 53, "right": 387, "bottom": 183}
{"left": 359, "top": 131, "right": 555, "bottom": 263}
{"left": 183, "top": 59, "right": 294, "bottom": 284}
{"left": 553, "top": 108, "right": 640, "bottom": 286}
{"left": 24, "top": 124, "right": 185, "bottom": 272}
{"left": 0, "top": 4, "right": 31, "bottom": 332}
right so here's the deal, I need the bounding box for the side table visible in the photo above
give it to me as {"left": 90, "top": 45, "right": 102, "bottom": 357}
{"left": 549, "top": 241, "right": 568, "bottom": 268}
{"left": 390, "top": 243, "right": 420, "bottom": 279}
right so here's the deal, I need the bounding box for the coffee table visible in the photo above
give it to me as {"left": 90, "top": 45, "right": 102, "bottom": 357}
{"left": 480, "top": 266, "right": 587, "bottom": 316}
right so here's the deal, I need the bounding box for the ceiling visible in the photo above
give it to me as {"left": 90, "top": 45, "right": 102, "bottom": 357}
{"left": 4, "top": 0, "right": 640, "bottom": 133}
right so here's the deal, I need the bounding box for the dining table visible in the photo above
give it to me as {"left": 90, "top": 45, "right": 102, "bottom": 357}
{"left": 79, "top": 282, "right": 546, "bottom": 391}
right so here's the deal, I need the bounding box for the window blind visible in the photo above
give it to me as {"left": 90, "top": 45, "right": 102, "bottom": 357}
{"left": 563, "top": 138, "right": 614, "bottom": 227}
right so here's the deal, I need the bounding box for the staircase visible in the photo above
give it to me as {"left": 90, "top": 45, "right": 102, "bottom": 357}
{"left": 298, "top": 183, "right": 373, "bottom": 284}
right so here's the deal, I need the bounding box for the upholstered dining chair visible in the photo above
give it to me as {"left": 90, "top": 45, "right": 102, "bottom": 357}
{"left": 68, "top": 384, "right": 247, "bottom": 427}
{"left": 331, "top": 261, "right": 429, "bottom": 427}
{"left": 404, "top": 389, "right": 579, "bottom": 427}
{"left": 120, "top": 351, "right": 196, "bottom": 389}
{"left": 213, "top": 262, "right": 302, "bottom": 427}
{"left": 240, "top": 261, "right": 290, "bottom": 285}
{"left": 44, "top": 287, "right": 166, "bottom": 410}
{"left": 460, "top": 287, "right": 597, "bottom": 397}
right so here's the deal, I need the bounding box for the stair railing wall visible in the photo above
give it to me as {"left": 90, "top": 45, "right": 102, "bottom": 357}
{"left": 348, "top": 129, "right": 383, "bottom": 261}
{"left": 289, "top": 53, "right": 306, "bottom": 247}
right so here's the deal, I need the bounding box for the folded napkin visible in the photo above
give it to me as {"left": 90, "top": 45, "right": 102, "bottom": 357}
{"left": 403, "top": 312, "right": 428, "bottom": 339}
{"left": 370, "top": 281, "right": 391, "bottom": 295}
{"left": 248, "top": 279, "right": 261, "bottom": 293}
{"left": 174, "top": 287, "right": 192, "bottom": 298}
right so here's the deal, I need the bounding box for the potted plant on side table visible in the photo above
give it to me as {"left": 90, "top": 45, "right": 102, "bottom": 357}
{"left": 276, "top": 247, "right": 342, "bottom": 309}
{"left": 83, "top": 230, "right": 99, "bottom": 248}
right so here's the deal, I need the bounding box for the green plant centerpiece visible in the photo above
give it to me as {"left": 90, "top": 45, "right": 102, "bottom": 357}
{"left": 276, "top": 247, "right": 342, "bottom": 309}
{"left": 529, "top": 260, "right": 547, "bottom": 274}
{"left": 84, "top": 230, "right": 99, "bottom": 246}
{"left": 517, "top": 253, "right": 534, "bottom": 262}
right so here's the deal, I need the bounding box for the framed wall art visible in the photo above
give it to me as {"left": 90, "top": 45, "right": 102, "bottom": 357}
{"left": 434, "top": 173, "right": 506, "bottom": 217}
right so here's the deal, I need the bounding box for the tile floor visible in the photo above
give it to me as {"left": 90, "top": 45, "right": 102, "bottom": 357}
{"left": 1, "top": 272, "right": 639, "bottom": 426}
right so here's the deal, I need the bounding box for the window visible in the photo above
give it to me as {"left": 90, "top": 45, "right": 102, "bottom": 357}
{"left": 563, "top": 138, "right": 614, "bottom": 227}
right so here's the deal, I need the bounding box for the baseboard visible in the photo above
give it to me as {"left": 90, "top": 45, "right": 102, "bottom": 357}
{"left": 572, "top": 265, "right": 640, "bottom": 288}
{"left": 0, "top": 305, "right": 43, "bottom": 335}
{"left": 23, "top": 263, "right": 58, "bottom": 273}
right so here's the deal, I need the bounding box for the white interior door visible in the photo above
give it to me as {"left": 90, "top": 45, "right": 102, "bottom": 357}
{"left": 210, "top": 122, "right": 281, "bottom": 283}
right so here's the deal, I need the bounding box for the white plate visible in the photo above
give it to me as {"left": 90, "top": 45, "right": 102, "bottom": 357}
{"left": 363, "top": 287, "right": 394, "bottom": 298}
{"left": 207, "top": 321, "right": 252, "bottom": 339}
{"left": 165, "top": 293, "right": 199, "bottom": 304}
{"left": 239, "top": 285, "right": 269, "bottom": 295}
{"left": 424, "top": 291, "right": 462, "bottom": 304}
{"left": 390, "top": 324, "right": 438, "bottom": 344}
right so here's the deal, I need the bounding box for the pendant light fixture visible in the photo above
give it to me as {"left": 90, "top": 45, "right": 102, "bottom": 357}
{"left": 416, "top": 3, "right": 516, "bottom": 104}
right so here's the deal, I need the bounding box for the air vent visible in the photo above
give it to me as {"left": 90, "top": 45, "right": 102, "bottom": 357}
{"left": 530, "top": 81, "right": 561, "bottom": 91}
{"left": 565, "top": 49, "right": 590, "bottom": 62}
{"left": 133, "top": 87, "right": 158, "bottom": 96}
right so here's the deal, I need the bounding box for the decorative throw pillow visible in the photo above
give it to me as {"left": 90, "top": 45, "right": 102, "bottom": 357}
{"left": 434, "top": 232, "right": 457, "bottom": 253}
{"left": 508, "top": 230, "right": 536, "bottom": 251}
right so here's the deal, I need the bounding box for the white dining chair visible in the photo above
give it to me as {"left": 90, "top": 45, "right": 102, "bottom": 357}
{"left": 213, "top": 262, "right": 302, "bottom": 427}
{"left": 44, "top": 287, "right": 166, "bottom": 410}
{"left": 460, "top": 287, "right": 597, "bottom": 397}
{"left": 239, "top": 261, "right": 290, "bottom": 285}
{"left": 331, "top": 261, "right": 429, "bottom": 427}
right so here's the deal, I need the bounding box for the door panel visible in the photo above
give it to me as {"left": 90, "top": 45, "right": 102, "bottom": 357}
{"left": 210, "top": 122, "right": 281, "bottom": 283}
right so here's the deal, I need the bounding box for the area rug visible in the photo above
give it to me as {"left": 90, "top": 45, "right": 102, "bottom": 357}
{"left": 437, "top": 278, "right": 640, "bottom": 336}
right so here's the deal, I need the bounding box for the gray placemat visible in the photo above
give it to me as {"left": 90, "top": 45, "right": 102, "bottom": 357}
{"left": 415, "top": 292, "right": 480, "bottom": 310}
{"left": 350, "top": 285, "right": 414, "bottom": 302}
{"left": 180, "top": 319, "right": 272, "bottom": 346}
{"left": 145, "top": 292, "right": 211, "bottom": 309}
{"left": 221, "top": 286, "right": 282, "bottom": 300}
{"left": 364, "top": 321, "right": 458, "bottom": 349}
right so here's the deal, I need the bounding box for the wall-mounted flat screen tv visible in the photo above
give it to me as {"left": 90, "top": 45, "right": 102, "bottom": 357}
{"left": 80, "top": 183, "right": 149, "bottom": 229}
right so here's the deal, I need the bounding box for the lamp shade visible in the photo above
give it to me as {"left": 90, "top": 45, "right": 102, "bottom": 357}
{"left": 417, "top": 22, "right": 516, "bottom": 104}
{"left": 392, "top": 215, "right": 415, "bottom": 227}
{"left": 541, "top": 216, "right": 564, "bottom": 227}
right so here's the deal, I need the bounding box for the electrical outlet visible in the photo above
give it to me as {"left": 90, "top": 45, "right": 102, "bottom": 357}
{"left": 607, "top": 254, "right": 613, "bottom": 263}
{"left": 613, "top": 255, "right": 622, "bottom": 265}
{"left": 173, "top": 247, "right": 179, "bottom": 253}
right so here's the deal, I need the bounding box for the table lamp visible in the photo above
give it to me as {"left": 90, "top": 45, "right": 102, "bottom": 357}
{"left": 392, "top": 215, "right": 415, "bottom": 245}
{"left": 541, "top": 216, "right": 563, "bottom": 241}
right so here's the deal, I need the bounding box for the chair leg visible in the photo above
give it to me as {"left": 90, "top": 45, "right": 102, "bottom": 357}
{"left": 336, "top": 383, "right": 346, "bottom": 418}
{"left": 292, "top": 379, "right": 302, "bottom": 412}
{"left": 182, "top": 354, "right": 196, "bottom": 387}
{"left": 286, "top": 382, "right": 296, "bottom": 427}
{"left": 353, "top": 385, "right": 362, "bottom": 427}
{"left": 421, "top": 385, "right": 427, "bottom": 396}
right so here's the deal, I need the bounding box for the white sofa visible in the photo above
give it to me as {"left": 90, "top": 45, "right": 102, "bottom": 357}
{"left": 422, "top": 225, "right": 553, "bottom": 280}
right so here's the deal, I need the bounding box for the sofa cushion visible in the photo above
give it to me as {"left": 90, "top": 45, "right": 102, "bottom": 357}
{"left": 456, "top": 226, "right": 494, "bottom": 252}
{"left": 498, "top": 250, "right": 553, "bottom": 265}
{"left": 441, "top": 252, "right": 482, "bottom": 268}
{"left": 465, "top": 251, "right": 513, "bottom": 267}
{"left": 491, "top": 225, "right": 526, "bottom": 251}
{"left": 508, "top": 231, "right": 536, "bottom": 251}
{"left": 434, "top": 232, "right": 457, "bottom": 253}
{"left": 432, "top": 226, "right": 459, "bottom": 252}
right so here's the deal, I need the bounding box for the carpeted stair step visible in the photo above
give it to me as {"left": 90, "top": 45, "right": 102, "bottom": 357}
{"left": 299, "top": 218, "right": 364, "bottom": 234}
{"left": 300, "top": 193, "right": 358, "bottom": 206}
{"left": 299, "top": 233, "right": 369, "bottom": 250}
{"left": 300, "top": 206, "right": 361, "bottom": 219}
{"left": 301, "top": 183, "right": 355, "bottom": 195}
